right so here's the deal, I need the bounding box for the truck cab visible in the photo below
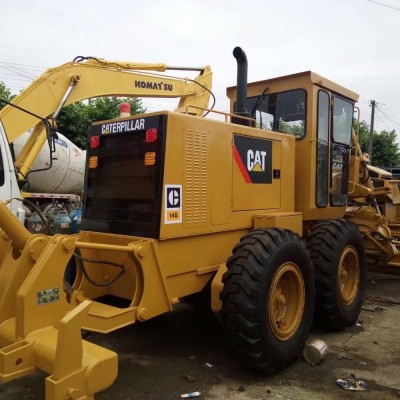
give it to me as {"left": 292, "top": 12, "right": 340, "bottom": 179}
{"left": 0, "top": 121, "right": 25, "bottom": 223}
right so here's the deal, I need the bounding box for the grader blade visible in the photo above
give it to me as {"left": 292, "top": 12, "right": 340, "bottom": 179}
{"left": 0, "top": 203, "right": 118, "bottom": 400}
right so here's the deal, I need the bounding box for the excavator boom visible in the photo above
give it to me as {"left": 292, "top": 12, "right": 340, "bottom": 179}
{"left": 0, "top": 58, "right": 212, "bottom": 179}
{"left": 0, "top": 58, "right": 212, "bottom": 144}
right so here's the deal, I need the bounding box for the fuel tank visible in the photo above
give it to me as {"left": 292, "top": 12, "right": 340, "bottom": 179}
{"left": 13, "top": 131, "right": 86, "bottom": 194}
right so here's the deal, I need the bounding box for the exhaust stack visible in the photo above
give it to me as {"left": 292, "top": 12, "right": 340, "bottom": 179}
{"left": 232, "top": 47, "right": 251, "bottom": 126}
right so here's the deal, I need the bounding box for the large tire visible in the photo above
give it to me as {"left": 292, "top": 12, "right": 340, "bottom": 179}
{"left": 307, "top": 219, "right": 366, "bottom": 330}
{"left": 220, "top": 228, "right": 315, "bottom": 374}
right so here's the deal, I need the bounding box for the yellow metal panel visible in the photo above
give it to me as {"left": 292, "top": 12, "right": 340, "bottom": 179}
{"left": 83, "top": 303, "right": 138, "bottom": 333}
{"left": 166, "top": 273, "right": 213, "bottom": 300}
{"left": 211, "top": 263, "right": 227, "bottom": 313}
{"left": 232, "top": 137, "right": 282, "bottom": 211}
{"left": 16, "top": 236, "right": 74, "bottom": 337}
{"left": 160, "top": 112, "right": 295, "bottom": 239}
{"left": 211, "top": 187, "right": 231, "bottom": 225}
{"left": 155, "top": 229, "right": 246, "bottom": 279}
{"left": 183, "top": 129, "right": 208, "bottom": 227}
{"left": 253, "top": 212, "right": 303, "bottom": 235}
{"left": 0, "top": 339, "right": 35, "bottom": 381}
{"left": 0, "top": 232, "right": 11, "bottom": 273}
{"left": 302, "top": 205, "right": 348, "bottom": 220}
{"left": 227, "top": 71, "right": 359, "bottom": 103}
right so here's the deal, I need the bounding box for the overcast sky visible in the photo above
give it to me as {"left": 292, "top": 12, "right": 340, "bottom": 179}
{"left": 1, "top": 0, "right": 399, "bottom": 132}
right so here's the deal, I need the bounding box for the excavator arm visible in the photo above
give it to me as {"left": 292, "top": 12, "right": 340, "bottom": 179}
{"left": 1, "top": 58, "right": 212, "bottom": 143}
{"left": 0, "top": 58, "right": 212, "bottom": 178}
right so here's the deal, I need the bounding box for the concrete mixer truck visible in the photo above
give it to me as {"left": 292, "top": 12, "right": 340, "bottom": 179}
{"left": 0, "top": 57, "right": 212, "bottom": 225}
{"left": 13, "top": 131, "right": 85, "bottom": 218}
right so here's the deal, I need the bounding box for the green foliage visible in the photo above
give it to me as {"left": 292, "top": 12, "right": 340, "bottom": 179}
{"left": 87, "top": 97, "right": 145, "bottom": 122}
{"left": 353, "top": 120, "right": 370, "bottom": 153}
{"left": 354, "top": 120, "right": 400, "bottom": 167}
{"left": 279, "top": 119, "right": 305, "bottom": 138}
{"left": 0, "top": 82, "right": 16, "bottom": 109}
{"left": 56, "top": 102, "right": 89, "bottom": 149}
{"left": 371, "top": 130, "right": 400, "bottom": 167}
{"left": 57, "top": 97, "right": 146, "bottom": 148}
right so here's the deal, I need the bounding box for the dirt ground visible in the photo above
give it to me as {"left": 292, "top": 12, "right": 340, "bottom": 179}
{"left": 0, "top": 276, "right": 399, "bottom": 400}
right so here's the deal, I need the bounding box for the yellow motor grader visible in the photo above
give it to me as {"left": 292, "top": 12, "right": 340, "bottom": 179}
{"left": 0, "top": 47, "right": 399, "bottom": 399}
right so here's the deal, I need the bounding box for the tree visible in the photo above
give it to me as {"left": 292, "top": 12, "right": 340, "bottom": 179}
{"left": 353, "top": 120, "right": 369, "bottom": 153}
{"left": 0, "top": 82, "right": 16, "bottom": 109}
{"left": 57, "top": 97, "right": 146, "bottom": 148}
{"left": 371, "top": 130, "right": 400, "bottom": 167}
{"left": 56, "top": 102, "right": 90, "bottom": 148}
{"left": 354, "top": 120, "right": 400, "bottom": 167}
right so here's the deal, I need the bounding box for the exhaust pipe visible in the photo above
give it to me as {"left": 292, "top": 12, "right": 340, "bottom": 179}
{"left": 232, "top": 47, "right": 251, "bottom": 126}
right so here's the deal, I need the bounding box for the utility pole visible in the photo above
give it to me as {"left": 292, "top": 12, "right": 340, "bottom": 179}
{"left": 368, "top": 100, "right": 376, "bottom": 163}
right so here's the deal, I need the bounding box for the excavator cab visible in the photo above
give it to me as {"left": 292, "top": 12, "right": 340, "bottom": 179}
{"left": 227, "top": 71, "right": 359, "bottom": 222}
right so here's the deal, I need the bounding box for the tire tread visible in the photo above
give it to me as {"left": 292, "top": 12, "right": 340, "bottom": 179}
{"left": 221, "top": 228, "right": 314, "bottom": 374}
{"left": 307, "top": 219, "right": 366, "bottom": 330}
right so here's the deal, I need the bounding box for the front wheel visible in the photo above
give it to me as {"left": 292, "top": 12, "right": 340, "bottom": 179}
{"left": 220, "top": 228, "right": 315, "bottom": 374}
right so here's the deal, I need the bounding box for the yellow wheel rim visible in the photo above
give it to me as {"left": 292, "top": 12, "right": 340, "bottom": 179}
{"left": 338, "top": 246, "right": 360, "bottom": 305}
{"left": 268, "top": 263, "right": 305, "bottom": 341}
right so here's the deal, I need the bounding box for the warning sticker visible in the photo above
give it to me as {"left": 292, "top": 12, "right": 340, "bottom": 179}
{"left": 165, "top": 185, "right": 182, "bottom": 224}
{"left": 37, "top": 287, "right": 60, "bottom": 306}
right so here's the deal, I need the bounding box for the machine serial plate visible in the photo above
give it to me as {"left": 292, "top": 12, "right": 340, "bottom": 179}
{"left": 37, "top": 287, "right": 60, "bottom": 306}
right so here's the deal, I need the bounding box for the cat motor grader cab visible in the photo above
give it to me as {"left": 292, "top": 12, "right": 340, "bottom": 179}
{"left": 0, "top": 47, "right": 395, "bottom": 399}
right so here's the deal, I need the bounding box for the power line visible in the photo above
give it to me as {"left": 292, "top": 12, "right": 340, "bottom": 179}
{"left": 0, "top": 76, "right": 32, "bottom": 82}
{"left": 0, "top": 62, "right": 40, "bottom": 75}
{"left": 367, "top": 0, "right": 400, "bottom": 11}
{"left": 0, "top": 61, "right": 45, "bottom": 71}
{"left": 376, "top": 106, "right": 400, "bottom": 131}
{"left": 377, "top": 107, "right": 400, "bottom": 125}
{"left": 375, "top": 111, "right": 395, "bottom": 131}
{"left": 0, "top": 65, "right": 36, "bottom": 80}
{"left": 0, "top": 71, "right": 34, "bottom": 78}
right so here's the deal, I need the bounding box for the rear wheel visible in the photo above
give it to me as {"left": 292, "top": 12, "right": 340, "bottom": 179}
{"left": 220, "top": 228, "right": 315, "bottom": 373}
{"left": 307, "top": 219, "right": 366, "bottom": 330}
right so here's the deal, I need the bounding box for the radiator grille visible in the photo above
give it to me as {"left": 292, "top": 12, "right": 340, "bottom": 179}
{"left": 184, "top": 129, "right": 208, "bottom": 226}
{"left": 82, "top": 115, "right": 166, "bottom": 238}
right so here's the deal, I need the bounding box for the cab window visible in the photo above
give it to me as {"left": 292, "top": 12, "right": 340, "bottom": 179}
{"left": 331, "top": 96, "right": 354, "bottom": 206}
{"left": 332, "top": 96, "right": 353, "bottom": 145}
{"left": 316, "top": 91, "right": 330, "bottom": 207}
{"left": 247, "top": 89, "right": 307, "bottom": 138}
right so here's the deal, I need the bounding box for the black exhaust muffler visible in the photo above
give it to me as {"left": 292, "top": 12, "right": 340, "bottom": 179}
{"left": 232, "top": 47, "right": 252, "bottom": 126}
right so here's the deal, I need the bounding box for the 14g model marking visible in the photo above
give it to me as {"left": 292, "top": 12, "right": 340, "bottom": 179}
{"left": 165, "top": 185, "right": 182, "bottom": 224}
